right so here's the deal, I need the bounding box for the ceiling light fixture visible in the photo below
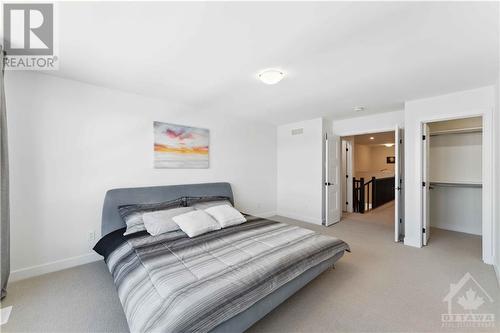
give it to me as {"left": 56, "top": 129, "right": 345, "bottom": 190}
{"left": 370, "top": 137, "right": 374, "bottom": 140}
{"left": 384, "top": 143, "right": 395, "bottom": 147}
{"left": 353, "top": 106, "right": 365, "bottom": 112}
{"left": 258, "top": 69, "right": 285, "bottom": 85}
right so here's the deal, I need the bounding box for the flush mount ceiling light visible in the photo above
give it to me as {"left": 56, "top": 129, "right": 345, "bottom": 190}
{"left": 258, "top": 69, "right": 285, "bottom": 85}
{"left": 370, "top": 137, "right": 375, "bottom": 140}
{"left": 353, "top": 106, "right": 365, "bottom": 112}
{"left": 384, "top": 143, "right": 395, "bottom": 147}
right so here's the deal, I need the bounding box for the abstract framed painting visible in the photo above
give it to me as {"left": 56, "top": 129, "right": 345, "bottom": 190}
{"left": 154, "top": 122, "right": 209, "bottom": 168}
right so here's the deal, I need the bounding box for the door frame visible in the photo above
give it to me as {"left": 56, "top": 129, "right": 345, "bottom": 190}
{"left": 421, "top": 123, "right": 431, "bottom": 246}
{"left": 341, "top": 139, "right": 353, "bottom": 213}
{"left": 394, "top": 125, "right": 404, "bottom": 242}
{"left": 337, "top": 125, "right": 404, "bottom": 238}
{"left": 334, "top": 123, "right": 396, "bottom": 213}
{"left": 418, "top": 112, "right": 493, "bottom": 264}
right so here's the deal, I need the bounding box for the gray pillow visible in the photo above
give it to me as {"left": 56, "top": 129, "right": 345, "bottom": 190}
{"left": 185, "top": 196, "right": 232, "bottom": 210}
{"left": 118, "top": 198, "right": 184, "bottom": 235}
{"left": 193, "top": 200, "right": 232, "bottom": 210}
{"left": 143, "top": 206, "right": 194, "bottom": 236}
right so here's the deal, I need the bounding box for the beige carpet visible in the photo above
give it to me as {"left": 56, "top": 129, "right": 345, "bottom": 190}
{"left": 344, "top": 201, "right": 396, "bottom": 227}
{"left": 2, "top": 206, "right": 499, "bottom": 332}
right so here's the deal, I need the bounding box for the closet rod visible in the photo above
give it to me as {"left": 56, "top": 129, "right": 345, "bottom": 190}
{"left": 430, "top": 182, "right": 482, "bottom": 188}
{"left": 429, "top": 127, "right": 482, "bottom": 136}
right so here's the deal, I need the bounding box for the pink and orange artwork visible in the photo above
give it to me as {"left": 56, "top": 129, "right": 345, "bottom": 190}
{"left": 154, "top": 122, "right": 209, "bottom": 168}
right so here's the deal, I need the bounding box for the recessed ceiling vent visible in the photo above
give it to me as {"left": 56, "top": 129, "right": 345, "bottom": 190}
{"left": 291, "top": 128, "right": 304, "bottom": 136}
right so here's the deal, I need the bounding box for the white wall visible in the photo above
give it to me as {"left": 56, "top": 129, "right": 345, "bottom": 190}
{"left": 332, "top": 110, "right": 404, "bottom": 136}
{"left": 429, "top": 132, "right": 482, "bottom": 184}
{"left": 354, "top": 144, "right": 372, "bottom": 173}
{"left": 404, "top": 86, "right": 495, "bottom": 265}
{"left": 430, "top": 187, "right": 482, "bottom": 235}
{"left": 277, "top": 118, "right": 324, "bottom": 224}
{"left": 354, "top": 145, "right": 395, "bottom": 178}
{"left": 6, "top": 71, "right": 277, "bottom": 279}
{"left": 370, "top": 146, "right": 395, "bottom": 173}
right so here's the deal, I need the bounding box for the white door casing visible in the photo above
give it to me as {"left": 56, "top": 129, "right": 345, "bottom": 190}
{"left": 341, "top": 140, "right": 353, "bottom": 213}
{"left": 395, "top": 125, "right": 401, "bottom": 242}
{"left": 345, "top": 140, "right": 353, "bottom": 213}
{"left": 422, "top": 123, "right": 431, "bottom": 245}
{"left": 341, "top": 140, "right": 347, "bottom": 212}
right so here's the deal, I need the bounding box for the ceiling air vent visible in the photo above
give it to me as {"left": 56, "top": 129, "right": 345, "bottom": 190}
{"left": 291, "top": 128, "right": 304, "bottom": 136}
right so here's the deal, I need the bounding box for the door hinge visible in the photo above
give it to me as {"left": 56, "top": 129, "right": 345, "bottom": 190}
{"left": 346, "top": 174, "right": 349, "bottom": 179}
{"left": 399, "top": 218, "right": 402, "bottom": 223}
{"left": 422, "top": 228, "right": 426, "bottom": 233}
{"left": 422, "top": 135, "right": 426, "bottom": 140}
{"left": 422, "top": 181, "right": 426, "bottom": 187}
{"left": 346, "top": 147, "right": 348, "bottom": 152}
{"left": 399, "top": 139, "right": 403, "bottom": 144}
{"left": 346, "top": 201, "right": 348, "bottom": 205}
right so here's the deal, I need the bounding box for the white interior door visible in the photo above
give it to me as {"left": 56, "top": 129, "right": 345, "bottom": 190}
{"left": 345, "top": 141, "right": 353, "bottom": 213}
{"left": 394, "top": 125, "right": 401, "bottom": 242}
{"left": 341, "top": 140, "right": 347, "bottom": 212}
{"left": 325, "top": 134, "right": 341, "bottom": 226}
{"left": 340, "top": 140, "right": 353, "bottom": 213}
{"left": 422, "top": 124, "right": 431, "bottom": 245}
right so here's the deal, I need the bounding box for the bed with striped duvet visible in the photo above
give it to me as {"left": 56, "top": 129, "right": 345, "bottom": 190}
{"left": 97, "top": 216, "right": 349, "bottom": 332}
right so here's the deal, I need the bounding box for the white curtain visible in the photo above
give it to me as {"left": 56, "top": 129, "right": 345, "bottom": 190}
{"left": 0, "top": 46, "right": 9, "bottom": 299}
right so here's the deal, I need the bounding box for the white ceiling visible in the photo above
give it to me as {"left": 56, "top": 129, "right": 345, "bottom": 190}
{"left": 354, "top": 131, "right": 395, "bottom": 146}
{"left": 41, "top": 2, "right": 499, "bottom": 124}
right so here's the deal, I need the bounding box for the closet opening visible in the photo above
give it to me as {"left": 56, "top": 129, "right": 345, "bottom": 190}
{"left": 421, "top": 116, "right": 483, "bottom": 258}
{"left": 340, "top": 126, "right": 404, "bottom": 242}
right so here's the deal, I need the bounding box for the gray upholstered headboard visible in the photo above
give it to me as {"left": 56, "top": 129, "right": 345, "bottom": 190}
{"left": 101, "top": 182, "right": 234, "bottom": 237}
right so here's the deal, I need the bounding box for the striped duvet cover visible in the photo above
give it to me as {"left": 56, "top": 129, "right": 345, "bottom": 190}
{"left": 103, "top": 216, "right": 349, "bottom": 332}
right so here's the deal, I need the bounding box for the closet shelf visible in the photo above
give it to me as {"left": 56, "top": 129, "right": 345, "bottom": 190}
{"left": 429, "top": 181, "right": 482, "bottom": 188}
{"left": 429, "top": 127, "right": 482, "bottom": 136}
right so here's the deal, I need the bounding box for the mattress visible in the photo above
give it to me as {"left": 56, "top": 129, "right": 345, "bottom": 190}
{"left": 94, "top": 216, "right": 349, "bottom": 332}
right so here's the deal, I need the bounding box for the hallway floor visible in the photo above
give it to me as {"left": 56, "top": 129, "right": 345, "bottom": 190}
{"left": 343, "top": 200, "right": 395, "bottom": 227}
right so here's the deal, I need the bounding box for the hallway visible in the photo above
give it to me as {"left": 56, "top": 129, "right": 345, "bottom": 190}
{"left": 342, "top": 200, "right": 395, "bottom": 227}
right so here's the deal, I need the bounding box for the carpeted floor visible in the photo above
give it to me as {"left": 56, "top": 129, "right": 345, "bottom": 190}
{"left": 344, "top": 200, "right": 396, "bottom": 227}
{"left": 2, "top": 204, "right": 499, "bottom": 332}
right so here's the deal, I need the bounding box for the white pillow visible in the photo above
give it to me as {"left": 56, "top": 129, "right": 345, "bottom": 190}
{"left": 142, "top": 207, "right": 194, "bottom": 236}
{"left": 205, "top": 204, "right": 246, "bottom": 228}
{"left": 172, "top": 210, "right": 221, "bottom": 238}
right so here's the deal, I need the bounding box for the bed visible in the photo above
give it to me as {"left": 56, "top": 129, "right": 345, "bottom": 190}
{"left": 95, "top": 182, "right": 349, "bottom": 333}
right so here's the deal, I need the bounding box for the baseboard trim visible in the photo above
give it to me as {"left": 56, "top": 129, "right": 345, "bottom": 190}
{"left": 276, "top": 211, "right": 322, "bottom": 225}
{"left": 10, "top": 253, "right": 102, "bottom": 282}
{"left": 252, "top": 211, "right": 277, "bottom": 219}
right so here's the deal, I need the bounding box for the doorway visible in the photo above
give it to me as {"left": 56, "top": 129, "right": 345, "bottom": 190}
{"left": 421, "top": 116, "right": 483, "bottom": 256}
{"left": 338, "top": 126, "right": 404, "bottom": 242}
